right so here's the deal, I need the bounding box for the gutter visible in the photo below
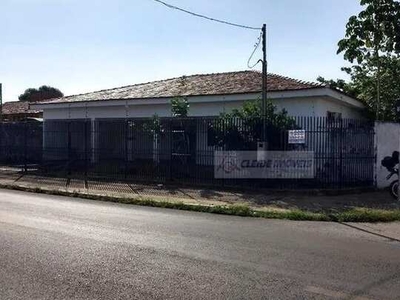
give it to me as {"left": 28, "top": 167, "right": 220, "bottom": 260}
{"left": 30, "top": 87, "right": 365, "bottom": 110}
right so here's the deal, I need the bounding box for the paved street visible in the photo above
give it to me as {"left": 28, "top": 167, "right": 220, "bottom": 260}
{"left": 1, "top": 189, "right": 400, "bottom": 299}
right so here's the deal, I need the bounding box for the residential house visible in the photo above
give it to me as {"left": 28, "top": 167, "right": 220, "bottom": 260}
{"left": 30, "top": 71, "right": 372, "bottom": 186}
{"left": 1, "top": 101, "right": 42, "bottom": 122}
{"left": 32, "top": 71, "right": 364, "bottom": 120}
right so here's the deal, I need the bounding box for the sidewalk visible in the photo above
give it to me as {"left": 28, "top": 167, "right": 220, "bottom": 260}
{"left": 0, "top": 170, "right": 398, "bottom": 213}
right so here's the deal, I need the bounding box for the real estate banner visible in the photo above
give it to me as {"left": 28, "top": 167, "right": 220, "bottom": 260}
{"left": 214, "top": 151, "right": 315, "bottom": 179}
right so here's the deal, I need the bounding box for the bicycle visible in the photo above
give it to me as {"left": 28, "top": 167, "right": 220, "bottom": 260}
{"left": 381, "top": 151, "right": 399, "bottom": 199}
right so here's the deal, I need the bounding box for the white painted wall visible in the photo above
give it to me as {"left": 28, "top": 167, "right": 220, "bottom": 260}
{"left": 41, "top": 95, "right": 364, "bottom": 167}
{"left": 315, "top": 98, "right": 363, "bottom": 119}
{"left": 273, "top": 97, "right": 318, "bottom": 116}
{"left": 42, "top": 96, "right": 363, "bottom": 120}
{"left": 375, "top": 122, "right": 400, "bottom": 188}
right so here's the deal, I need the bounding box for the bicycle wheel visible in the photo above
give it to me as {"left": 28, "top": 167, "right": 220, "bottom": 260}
{"left": 389, "top": 180, "right": 399, "bottom": 200}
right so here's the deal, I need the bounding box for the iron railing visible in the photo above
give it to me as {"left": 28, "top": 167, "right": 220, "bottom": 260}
{"left": 0, "top": 116, "right": 375, "bottom": 190}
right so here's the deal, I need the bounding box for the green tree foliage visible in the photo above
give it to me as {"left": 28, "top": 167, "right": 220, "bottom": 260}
{"left": 209, "top": 99, "right": 297, "bottom": 150}
{"left": 132, "top": 97, "right": 190, "bottom": 137}
{"left": 19, "top": 85, "right": 64, "bottom": 102}
{"left": 141, "top": 114, "right": 162, "bottom": 134}
{"left": 333, "top": 0, "right": 400, "bottom": 121}
{"left": 337, "top": 0, "right": 400, "bottom": 64}
{"left": 222, "top": 98, "right": 295, "bottom": 128}
{"left": 316, "top": 76, "right": 360, "bottom": 99}
{"left": 171, "top": 97, "right": 189, "bottom": 117}
{"left": 345, "top": 56, "right": 400, "bottom": 120}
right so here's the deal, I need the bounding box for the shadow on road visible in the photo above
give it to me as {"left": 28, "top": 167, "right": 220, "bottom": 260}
{"left": 339, "top": 222, "right": 400, "bottom": 243}
{"left": 344, "top": 271, "right": 400, "bottom": 300}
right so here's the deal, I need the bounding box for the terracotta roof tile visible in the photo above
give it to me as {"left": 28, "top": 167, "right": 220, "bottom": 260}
{"left": 1, "top": 101, "right": 42, "bottom": 115}
{"left": 39, "top": 70, "right": 323, "bottom": 104}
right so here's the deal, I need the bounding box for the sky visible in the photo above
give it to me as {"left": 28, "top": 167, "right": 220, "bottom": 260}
{"left": 1, "top": 0, "right": 362, "bottom": 102}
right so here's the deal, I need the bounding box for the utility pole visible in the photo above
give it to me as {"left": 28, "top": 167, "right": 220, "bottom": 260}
{"left": 0, "top": 83, "right": 2, "bottom": 122}
{"left": 261, "top": 24, "right": 267, "bottom": 143}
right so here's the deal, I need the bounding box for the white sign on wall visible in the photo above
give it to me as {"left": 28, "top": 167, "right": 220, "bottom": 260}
{"left": 288, "top": 130, "right": 306, "bottom": 144}
{"left": 214, "top": 151, "right": 314, "bottom": 179}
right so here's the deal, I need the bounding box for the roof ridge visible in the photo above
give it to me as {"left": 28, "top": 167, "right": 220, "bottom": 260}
{"left": 36, "top": 70, "right": 329, "bottom": 105}
{"left": 2, "top": 101, "right": 29, "bottom": 105}
{"left": 267, "top": 72, "right": 322, "bottom": 87}
{"left": 61, "top": 70, "right": 315, "bottom": 100}
{"left": 60, "top": 70, "right": 259, "bottom": 100}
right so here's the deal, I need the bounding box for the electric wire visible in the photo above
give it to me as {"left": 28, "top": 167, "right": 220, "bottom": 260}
{"left": 153, "top": 0, "right": 261, "bottom": 30}
{"left": 247, "top": 31, "right": 263, "bottom": 69}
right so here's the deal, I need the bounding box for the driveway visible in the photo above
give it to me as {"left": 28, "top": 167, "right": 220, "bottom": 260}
{"left": 1, "top": 189, "right": 400, "bottom": 299}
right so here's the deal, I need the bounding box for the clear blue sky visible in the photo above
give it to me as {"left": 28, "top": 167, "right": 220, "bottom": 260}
{"left": 1, "top": 0, "right": 362, "bottom": 102}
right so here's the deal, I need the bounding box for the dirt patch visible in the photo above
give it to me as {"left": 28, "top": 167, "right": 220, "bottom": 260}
{"left": 0, "top": 171, "right": 398, "bottom": 213}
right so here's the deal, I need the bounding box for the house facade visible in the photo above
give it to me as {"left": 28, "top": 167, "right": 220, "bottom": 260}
{"left": 32, "top": 71, "right": 364, "bottom": 120}
{"left": 27, "top": 71, "right": 374, "bottom": 188}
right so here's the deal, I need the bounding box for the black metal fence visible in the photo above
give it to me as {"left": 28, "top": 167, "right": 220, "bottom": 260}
{"left": 0, "top": 116, "right": 375, "bottom": 190}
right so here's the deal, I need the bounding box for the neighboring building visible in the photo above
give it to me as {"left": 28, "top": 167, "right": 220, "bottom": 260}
{"left": 32, "top": 71, "right": 365, "bottom": 120}
{"left": 1, "top": 101, "right": 42, "bottom": 122}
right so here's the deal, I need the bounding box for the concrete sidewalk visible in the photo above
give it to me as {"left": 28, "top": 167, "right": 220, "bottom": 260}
{"left": 0, "top": 170, "right": 399, "bottom": 213}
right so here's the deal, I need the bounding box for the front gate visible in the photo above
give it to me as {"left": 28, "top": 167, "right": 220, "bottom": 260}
{"left": 0, "top": 117, "right": 375, "bottom": 190}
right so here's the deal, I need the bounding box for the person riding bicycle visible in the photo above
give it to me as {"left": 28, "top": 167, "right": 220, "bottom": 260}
{"left": 381, "top": 151, "right": 399, "bottom": 199}
{"left": 381, "top": 151, "right": 399, "bottom": 173}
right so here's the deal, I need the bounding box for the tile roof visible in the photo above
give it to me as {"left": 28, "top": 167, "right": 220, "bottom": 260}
{"left": 1, "top": 101, "right": 42, "bottom": 115}
{"left": 39, "top": 70, "right": 323, "bottom": 104}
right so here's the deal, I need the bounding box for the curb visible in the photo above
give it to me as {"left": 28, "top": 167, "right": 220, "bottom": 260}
{"left": 0, "top": 182, "right": 328, "bottom": 221}
{"left": 1, "top": 182, "right": 399, "bottom": 223}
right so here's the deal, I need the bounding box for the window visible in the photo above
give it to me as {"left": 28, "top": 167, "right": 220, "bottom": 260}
{"left": 327, "top": 111, "right": 342, "bottom": 123}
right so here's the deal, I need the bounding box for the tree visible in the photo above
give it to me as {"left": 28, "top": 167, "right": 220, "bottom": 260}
{"left": 171, "top": 97, "right": 189, "bottom": 117}
{"left": 344, "top": 56, "right": 400, "bottom": 120}
{"left": 19, "top": 85, "right": 64, "bottom": 102}
{"left": 336, "top": 0, "right": 400, "bottom": 121}
{"left": 209, "top": 99, "right": 297, "bottom": 150}
{"left": 316, "top": 76, "right": 360, "bottom": 99}
{"left": 337, "top": 0, "right": 400, "bottom": 64}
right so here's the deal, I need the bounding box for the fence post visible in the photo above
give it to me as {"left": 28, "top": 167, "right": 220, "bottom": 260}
{"left": 0, "top": 123, "right": 2, "bottom": 166}
{"left": 125, "top": 120, "right": 128, "bottom": 180}
{"left": 84, "top": 120, "right": 88, "bottom": 180}
{"left": 339, "top": 118, "right": 344, "bottom": 189}
{"left": 169, "top": 119, "right": 173, "bottom": 182}
{"left": 67, "top": 121, "right": 71, "bottom": 177}
{"left": 24, "top": 120, "right": 28, "bottom": 173}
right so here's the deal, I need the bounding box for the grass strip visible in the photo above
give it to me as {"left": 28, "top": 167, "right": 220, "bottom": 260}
{"left": 1, "top": 183, "right": 400, "bottom": 223}
{"left": 334, "top": 208, "right": 400, "bottom": 223}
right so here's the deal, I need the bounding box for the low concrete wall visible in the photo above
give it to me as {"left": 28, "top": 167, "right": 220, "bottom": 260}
{"left": 375, "top": 122, "right": 400, "bottom": 188}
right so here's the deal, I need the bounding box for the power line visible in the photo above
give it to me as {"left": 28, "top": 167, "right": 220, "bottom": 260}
{"left": 247, "top": 31, "right": 263, "bottom": 69}
{"left": 152, "top": 0, "right": 261, "bottom": 30}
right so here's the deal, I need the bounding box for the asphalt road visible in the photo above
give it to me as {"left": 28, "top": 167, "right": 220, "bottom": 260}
{"left": 1, "top": 190, "right": 400, "bottom": 300}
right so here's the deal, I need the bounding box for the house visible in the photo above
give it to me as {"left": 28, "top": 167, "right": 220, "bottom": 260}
{"left": 32, "top": 70, "right": 364, "bottom": 121}
{"left": 0, "top": 101, "right": 43, "bottom": 165}
{"left": 31, "top": 70, "right": 367, "bottom": 158}
{"left": 1, "top": 101, "right": 43, "bottom": 122}
{"left": 28, "top": 71, "right": 372, "bottom": 187}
